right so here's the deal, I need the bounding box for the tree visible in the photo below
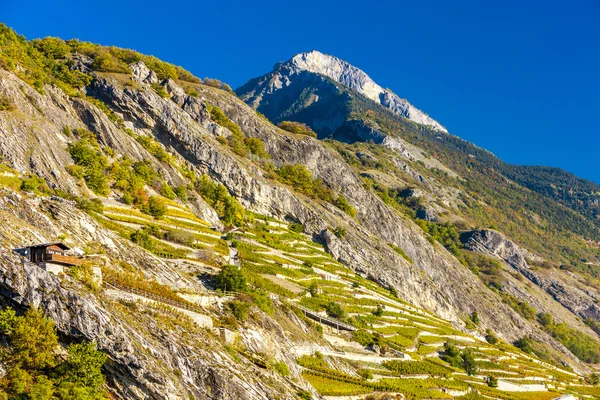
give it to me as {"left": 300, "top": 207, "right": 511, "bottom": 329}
{"left": 216, "top": 265, "right": 247, "bottom": 292}
{"left": 470, "top": 311, "right": 479, "bottom": 325}
{"left": 10, "top": 307, "right": 59, "bottom": 370}
{"left": 54, "top": 342, "right": 107, "bottom": 400}
{"left": 372, "top": 305, "right": 384, "bottom": 317}
{"left": 487, "top": 376, "right": 498, "bottom": 388}
{"left": 130, "top": 228, "right": 153, "bottom": 250}
{"left": 147, "top": 196, "right": 167, "bottom": 218}
{"left": 514, "top": 337, "right": 534, "bottom": 354}
{"left": 0, "top": 307, "right": 107, "bottom": 399}
{"left": 325, "top": 302, "right": 346, "bottom": 319}
{"left": 485, "top": 329, "right": 498, "bottom": 344}
{"left": 462, "top": 350, "right": 477, "bottom": 376}
{"left": 441, "top": 342, "right": 462, "bottom": 368}
{"left": 538, "top": 312, "right": 553, "bottom": 327}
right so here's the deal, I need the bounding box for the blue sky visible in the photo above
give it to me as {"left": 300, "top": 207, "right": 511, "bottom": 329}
{"left": 2, "top": 0, "right": 599, "bottom": 183}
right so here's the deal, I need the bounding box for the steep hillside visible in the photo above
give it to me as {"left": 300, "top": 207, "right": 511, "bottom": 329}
{"left": 0, "top": 24, "right": 599, "bottom": 399}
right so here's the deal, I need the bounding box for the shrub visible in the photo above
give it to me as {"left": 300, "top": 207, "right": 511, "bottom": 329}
{"left": 228, "top": 300, "right": 252, "bottom": 321}
{"left": 0, "top": 96, "right": 16, "bottom": 111}
{"left": 325, "top": 302, "right": 346, "bottom": 319}
{"left": 272, "top": 361, "right": 290, "bottom": 376}
{"left": 277, "top": 121, "right": 317, "bottom": 138}
{"left": 66, "top": 164, "right": 85, "bottom": 179}
{"left": 470, "top": 311, "right": 479, "bottom": 325}
{"left": 372, "top": 305, "right": 384, "bottom": 317}
{"left": 485, "top": 329, "right": 498, "bottom": 344}
{"left": 333, "top": 227, "right": 347, "bottom": 238}
{"left": 244, "top": 137, "right": 270, "bottom": 159}
{"left": 130, "top": 228, "right": 153, "bottom": 250}
{"left": 147, "top": 196, "right": 167, "bottom": 218}
{"left": 174, "top": 185, "right": 187, "bottom": 202}
{"left": 289, "top": 222, "right": 304, "bottom": 233}
{"left": 514, "top": 337, "right": 534, "bottom": 354}
{"left": 195, "top": 175, "right": 245, "bottom": 226}
{"left": 275, "top": 164, "right": 333, "bottom": 201}
{"left": 68, "top": 139, "right": 109, "bottom": 195}
{"left": 487, "top": 375, "right": 498, "bottom": 388}
{"left": 20, "top": 175, "right": 51, "bottom": 194}
{"left": 151, "top": 82, "right": 169, "bottom": 98}
{"left": 76, "top": 198, "right": 104, "bottom": 214}
{"left": 461, "top": 350, "right": 477, "bottom": 376}
{"left": 160, "top": 183, "right": 176, "bottom": 200}
{"left": 216, "top": 265, "right": 247, "bottom": 292}
{"left": 537, "top": 312, "right": 553, "bottom": 327}
{"left": 440, "top": 342, "right": 462, "bottom": 368}
{"left": 334, "top": 194, "right": 356, "bottom": 217}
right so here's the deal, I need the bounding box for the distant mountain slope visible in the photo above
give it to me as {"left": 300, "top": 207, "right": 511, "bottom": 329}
{"left": 237, "top": 50, "right": 446, "bottom": 132}
{"left": 238, "top": 52, "right": 600, "bottom": 245}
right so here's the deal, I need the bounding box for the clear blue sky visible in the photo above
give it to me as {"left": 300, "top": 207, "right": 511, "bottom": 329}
{"left": 2, "top": 0, "right": 599, "bottom": 183}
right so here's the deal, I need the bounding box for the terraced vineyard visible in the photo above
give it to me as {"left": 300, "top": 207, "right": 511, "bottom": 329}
{"left": 95, "top": 197, "right": 230, "bottom": 262}
{"left": 95, "top": 203, "right": 598, "bottom": 399}
{"left": 228, "top": 217, "right": 598, "bottom": 399}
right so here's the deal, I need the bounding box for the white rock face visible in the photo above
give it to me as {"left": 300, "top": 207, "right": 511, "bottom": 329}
{"left": 287, "top": 51, "right": 447, "bottom": 132}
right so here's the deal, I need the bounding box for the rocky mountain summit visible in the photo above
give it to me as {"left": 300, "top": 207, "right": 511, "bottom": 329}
{"left": 239, "top": 50, "right": 447, "bottom": 133}
{"left": 0, "top": 24, "right": 599, "bottom": 399}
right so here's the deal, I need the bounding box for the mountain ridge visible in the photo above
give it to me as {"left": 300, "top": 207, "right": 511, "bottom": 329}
{"left": 239, "top": 50, "right": 447, "bottom": 133}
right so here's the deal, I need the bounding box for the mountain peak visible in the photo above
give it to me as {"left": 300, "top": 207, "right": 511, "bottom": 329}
{"left": 280, "top": 50, "right": 447, "bottom": 132}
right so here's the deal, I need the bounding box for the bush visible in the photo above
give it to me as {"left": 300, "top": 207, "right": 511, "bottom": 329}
{"left": 325, "top": 302, "right": 346, "bottom": 319}
{"left": 0, "top": 96, "right": 16, "bottom": 111}
{"left": 130, "top": 228, "right": 153, "bottom": 250}
{"left": 470, "top": 311, "right": 479, "bottom": 325}
{"left": 485, "top": 329, "right": 498, "bottom": 344}
{"left": 0, "top": 306, "right": 106, "bottom": 399}
{"left": 151, "top": 82, "right": 169, "bottom": 98}
{"left": 147, "top": 196, "right": 167, "bottom": 218}
{"left": 76, "top": 198, "right": 104, "bottom": 214}
{"left": 195, "top": 175, "right": 245, "bottom": 226}
{"left": 277, "top": 121, "right": 317, "bottom": 138}
{"left": 160, "top": 183, "right": 176, "bottom": 200}
{"left": 228, "top": 300, "right": 252, "bottom": 321}
{"left": 68, "top": 138, "right": 109, "bottom": 195}
{"left": 20, "top": 175, "right": 51, "bottom": 194}
{"left": 514, "top": 337, "right": 534, "bottom": 354}
{"left": 487, "top": 375, "right": 498, "bottom": 388}
{"left": 66, "top": 164, "right": 85, "bottom": 179}
{"left": 244, "top": 137, "right": 270, "bottom": 159}
{"left": 333, "top": 227, "right": 347, "bottom": 238}
{"left": 216, "top": 265, "right": 247, "bottom": 292}
{"left": 272, "top": 361, "right": 290, "bottom": 376}
{"left": 334, "top": 194, "right": 356, "bottom": 217}
{"left": 289, "top": 222, "right": 304, "bottom": 233}
{"left": 461, "top": 350, "right": 477, "bottom": 376}
{"left": 174, "top": 185, "right": 187, "bottom": 202}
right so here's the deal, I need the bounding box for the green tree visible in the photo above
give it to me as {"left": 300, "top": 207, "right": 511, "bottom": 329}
{"left": 147, "top": 196, "right": 167, "bottom": 218}
{"left": 10, "top": 307, "right": 59, "bottom": 370}
{"left": 514, "top": 337, "right": 534, "bottom": 354}
{"left": 462, "top": 350, "right": 477, "bottom": 376}
{"left": 216, "top": 265, "right": 247, "bottom": 292}
{"left": 487, "top": 376, "right": 498, "bottom": 388}
{"left": 54, "top": 342, "right": 107, "bottom": 399}
{"left": 470, "top": 311, "right": 479, "bottom": 325}
{"left": 485, "top": 329, "right": 498, "bottom": 344}
{"left": 325, "top": 302, "right": 346, "bottom": 319}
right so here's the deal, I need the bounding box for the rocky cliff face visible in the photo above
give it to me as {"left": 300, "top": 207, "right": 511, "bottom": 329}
{"left": 462, "top": 229, "right": 600, "bottom": 325}
{"left": 238, "top": 51, "right": 446, "bottom": 133}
